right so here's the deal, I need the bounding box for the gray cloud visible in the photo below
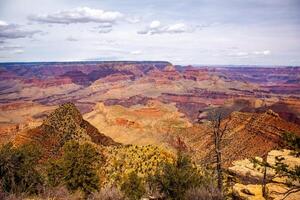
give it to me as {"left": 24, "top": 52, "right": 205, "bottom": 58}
{"left": 0, "top": 44, "right": 23, "bottom": 51}
{"left": 0, "top": 20, "right": 40, "bottom": 40}
{"left": 0, "top": 44, "right": 24, "bottom": 55}
{"left": 28, "top": 7, "right": 123, "bottom": 25}
{"left": 91, "top": 23, "right": 113, "bottom": 33}
{"left": 12, "top": 49, "right": 24, "bottom": 54}
{"left": 97, "top": 27, "right": 112, "bottom": 33}
{"left": 66, "top": 36, "right": 78, "bottom": 42}
{"left": 93, "top": 23, "right": 113, "bottom": 33}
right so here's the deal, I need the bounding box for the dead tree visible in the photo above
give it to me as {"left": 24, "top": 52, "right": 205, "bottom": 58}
{"left": 261, "top": 155, "right": 268, "bottom": 198}
{"left": 205, "top": 108, "right": 232, "bottom": 193}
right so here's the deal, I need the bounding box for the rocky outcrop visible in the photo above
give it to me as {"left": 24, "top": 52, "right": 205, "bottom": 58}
{"left": 13, "top": 103, "right": 119, "bottom": 157}
{"left": 230, "top": 149, "right": 300, "bottom": 200}
{"left": 181, "top": 110, "right": 300, "bottom": 166}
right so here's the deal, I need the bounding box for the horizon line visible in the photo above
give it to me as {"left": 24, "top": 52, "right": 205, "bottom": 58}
{"left": 0, "top": 60, "right": 299, "bottom": 67}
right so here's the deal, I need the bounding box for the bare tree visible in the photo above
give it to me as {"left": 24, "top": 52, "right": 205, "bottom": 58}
{"left": 204, "top": 107, "right": 232, "bottom": 194}
{"left": 261, "top": 155, "right": 268, "bottom": 198}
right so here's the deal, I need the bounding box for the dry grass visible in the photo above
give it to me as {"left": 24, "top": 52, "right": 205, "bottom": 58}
{"left": 184, "top": 186, "right": 223, "bottom": 200}
{"left": 89, "top": 186, "right": 124, "bottom": 200}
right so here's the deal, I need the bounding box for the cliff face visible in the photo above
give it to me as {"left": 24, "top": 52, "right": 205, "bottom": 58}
{"left": 181, "top": 110, "right": 300, "bottom": 166}
{"left": 83, "top": 100, "right": 191, "bottom": 145}
{"left": 1, "top": 62, "right": 299, "bottom": 126}
{"left": 13, "top": 103, "right": 118, "bottom": 157}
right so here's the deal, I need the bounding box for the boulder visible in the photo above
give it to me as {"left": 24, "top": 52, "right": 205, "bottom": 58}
{"left": 232, "top": 183, "right": 264, "bottom": 200}
{"left": 266, "top": 183, "right": 300, "bottom": 200}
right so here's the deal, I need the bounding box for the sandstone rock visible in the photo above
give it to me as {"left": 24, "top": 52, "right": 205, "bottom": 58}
{"left": 232, "top": 183, "right": 264, "bottom": 200}
{"left": 232, "top": 183, "right": 300, "bottom": 200}
{"left": 229, "top": 149, "right": 300, "bottom": 183}
{"left": 228, "top": 158, "right": 269, "bottom": 182}
{"left": 231, "top": 149, "right": 300, "bottom": 200}
{"left": 267, "top": 149, "right": 300, "bottom": 169}
{"left": 266, "top": 109, "right": 279, "bottom": 117}
{"left": 266, "top": 183, "right": 300, "bottom": 200}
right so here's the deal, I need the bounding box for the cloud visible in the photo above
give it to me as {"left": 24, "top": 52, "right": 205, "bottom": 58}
{"left": 0, "top": 44, "right": 23, "bottom": 51}
{"left": 0, "top": 21, "right": 8, "bottom": 26}
{"left": 0, "top": 44, "right": 24, "bottom": 54}
{"left": 0, "top": 20, "right": 41, "bottom": 40}
{"left": 126, "top": 17, "right": 140, "bottom": 24}
{"left": 150, "top": 20, "right": 161, "bottom": 29}
{"left": 92, "top": 23, "right": 113, "bottom": 33}
{"left": 130, "top": 50, "right": 142, "bottom": 55}
{"left": 97, "top": 28, "right": 112, "bottom": 33}
{"left": 228, "top": 50, "right": 271, "bottom": 57}
{"left": 66, "top": 36, "right": 78, "bottom": 42}
{"left": 28, "top": 7, "right": 123, "bottom": 25}
{"left": 253, "top": 50, "right": 271, "bottom": 55}
{"left": 138, "top": 20, "right": 196, "bottom": 35}
{"left": 12, "top": 49, "right": 24, "bottom": 54}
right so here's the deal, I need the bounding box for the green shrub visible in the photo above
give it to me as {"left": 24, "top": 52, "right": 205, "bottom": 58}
{"left": 121, "top": 171, "right": 146, "bottom": 200}
{"left": 282, "top": 132, "right": 300, "bottom": 154}
{"left": 46, "top": 140, "right": 102, "bottom": 197}
{"left": 0, "top": 142, "right": 43, "bottom": 194}
{"left": 149, "top": 151, "right": 213, "bottom": 200}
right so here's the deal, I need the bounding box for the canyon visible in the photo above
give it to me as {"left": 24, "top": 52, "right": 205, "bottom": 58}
{"left": 0, "top": 61, "right": 300, "bottom": 154}
{"left": 1, "top": 61, "right": 300, "bottom": 199}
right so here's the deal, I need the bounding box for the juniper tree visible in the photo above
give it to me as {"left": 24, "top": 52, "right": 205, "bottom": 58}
{"left": 121, "top": 171, "right": 146, "bottom": 200}
{"left": 149, "top": 151, "right": 212, "bottom": 200}
{"left": 0, "top": 142, "right": 43, "bottom": 194}
{"left": 47, "top": 140, "right": 103, "bottom": 198}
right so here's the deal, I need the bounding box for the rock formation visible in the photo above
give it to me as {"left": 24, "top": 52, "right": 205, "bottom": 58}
{"left": 230, "top": 149, "right": 300, "bottom": 200}
{"left": 13, "top": 103, "right": 118, "bottom": 157}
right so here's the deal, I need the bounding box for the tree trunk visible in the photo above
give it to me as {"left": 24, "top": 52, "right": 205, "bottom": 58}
{"left": 262, "top": 156, "right": 267, "bottom": 198}
{"left": 215, "top": 133, "right": 223, "bottom": 193}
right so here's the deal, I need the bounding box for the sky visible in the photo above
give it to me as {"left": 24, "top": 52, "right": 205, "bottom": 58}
{"left": 0, "top": 0, "right": 300, "bottom": 65}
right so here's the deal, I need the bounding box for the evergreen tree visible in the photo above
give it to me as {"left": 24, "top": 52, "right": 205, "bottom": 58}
{"left": 149, "top": 151, "right": 210, "bottom": 200}
{"left": 47, "top": 140, "right": 102, "bottom": 197}
{"left": 0, "top": 142, "right": 43, "bottom": 194}
{"left": 121, "top": 171, "right": 146, "bottom": 200}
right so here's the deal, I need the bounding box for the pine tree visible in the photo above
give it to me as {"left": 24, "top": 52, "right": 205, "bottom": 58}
{"left": 121, "top": 171, "right": 146, "bottom": 200}
{"left": 0, "top": 142, "right": 43, "bottom": 194}
{"left": 149, "top": 151, "right": 210, "bottom": 200}
{"left": 47, "top": 140, "right": 103, "bottom": 197}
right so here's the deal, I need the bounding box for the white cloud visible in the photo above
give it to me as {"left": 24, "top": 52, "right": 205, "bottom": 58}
{"left": 228, "top": 52, "right": 249, "bottom": 57}
{"left": 150, "top": 20, "right": 161, "bottom": 29}
{"left": 12, "top": 49, "right": 24, "bottom": 54}
{"left": 166, "top": 23, "right": 187, "bottom": 33}
{"left": 253, "top": 50, "right": 271, "bottom": 55}
{"left": 0, "top": 20, "right": 40, "bottom": 40}
{"left": 138, "top": 21, "right": 194, "bottom": 35}
{"left": 0, "top": 20, "right": 8, "bottom": 26}
{"left": 130, "top": 50, "right": 142, "bottom": 55}
{"left": 228, "top": 50, "right": 271, "bottom": 57}
{"left": 126, "top": 17, "right": 140, "bottom": 24}
{"left": 28, "top": 7, "right": 123, "bottom": 25}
